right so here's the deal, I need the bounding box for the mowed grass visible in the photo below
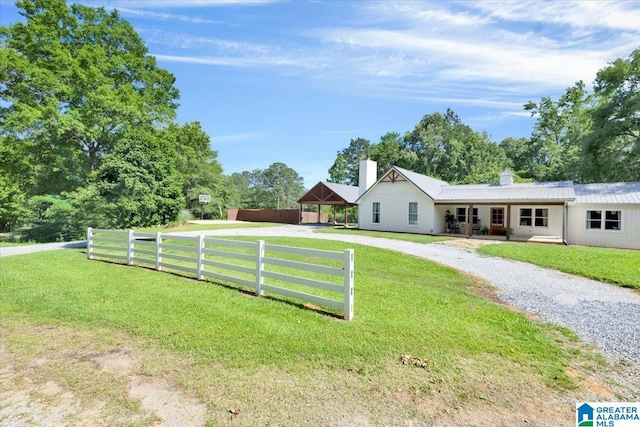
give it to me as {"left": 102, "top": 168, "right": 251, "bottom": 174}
{"left": 0, "top": 238, "right": 572, "bottom": 391}
{"left": 477, "top": 243, "right": 640, "bottom": 291}
{"left": 316, "top": 226, "right": 452, "bottom": 244}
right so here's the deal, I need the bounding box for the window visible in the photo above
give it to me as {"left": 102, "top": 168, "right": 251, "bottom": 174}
{"left": 372, "top": 202, "right": 380, "bottom": 223}
{"left": 605, "top": 210, "right": 621, "bottom": 230}
{"left": 520, "top": 208, "right": 532, "bottom": 226}
{"left": 491, "top": 208, "right": 504, "bottom": 226}
{"left": 520, "top": 208, "right": 548, "bottom": 227}
{"left": 586, "top": 210, "right": 621, "bottom": 231}
{"left": 455, "top": 207, "right": 478, "bottom": 223}
{"left": 535, "top": 208, "right": 548, "bottom": 227}
{"left": 586, "top": 210, "right": 601, "bottom": 229}
{"left": 408, "top": 202, "right": 418, "bottom": 225}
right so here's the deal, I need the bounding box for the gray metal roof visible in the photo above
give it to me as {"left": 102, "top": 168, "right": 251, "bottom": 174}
{"left": 322, "top": 181, "right": 360, "bottom": 204}
{"left": 357, "top": 166, "right": 640, "bottom": 205}
{"left": 394, "top": 167, "right": 448, "bottom": 199}
{"left": 437, "top": 181, "right": 575, "bottom": 202}
{"left": 573, "top": 182, "right": 640, "bottom": 204}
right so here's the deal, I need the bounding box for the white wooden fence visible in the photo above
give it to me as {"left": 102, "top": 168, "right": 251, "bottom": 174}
{"left": 86, "top": 227, "right": 354, "bottom": 320}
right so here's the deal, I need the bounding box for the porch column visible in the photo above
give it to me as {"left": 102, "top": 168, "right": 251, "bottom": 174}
{"left": 317, "top": 204, "right": 321, "bottom": 223}
{"left": 468, "top": 204, "right": 473, "bottom": 237}
{"left": 506, "top": 205, "right": 511, "bottom": 240}
{"left": 344, "top": 204, "right": 348, "bottom": 227}
{"left": 333, "top": 205, "right": 336, "bottom": 224}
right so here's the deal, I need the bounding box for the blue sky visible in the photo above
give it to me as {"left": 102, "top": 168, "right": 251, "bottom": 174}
{"left": 1, "top": 1, "right": 639, "bottom": 187}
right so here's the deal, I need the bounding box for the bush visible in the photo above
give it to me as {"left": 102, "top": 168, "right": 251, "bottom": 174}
{"left": 174, "top": 209, "right": 194, "bottom": 226}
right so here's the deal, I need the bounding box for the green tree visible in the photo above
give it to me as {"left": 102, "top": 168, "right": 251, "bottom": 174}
{"left": 403, "top": 109, "right": 507, "bottom": 183}
{"left": 583, "top": 48, "right": 640, "bottom": 182}
{"left": 0, "top": 0, "right": 179, "bottom": 192}
{"left": 233, "top": 164, "right": 305, "bottom": 209}
{"left": 260, "top": 162, "right": 305, "bottom": 209}
{"left": 499, "top": 137, "right": 535, "bottom": 177}
{"left": 524, "top": 81, "right": 592, "bottom": 182}
{"left": 370, "top": 132, "right": 417, "bottom": 176}
{"left": 91, "top": 129, "right": 184, "bottom": 228}
{"left": 0, "top": 0, "right": 197, "bottom": 237}
{"left": 327, "top": 137, "right": 371, "bottom": 185}
{"left": 164, "top": 122, "right": 227, "bottom": 216}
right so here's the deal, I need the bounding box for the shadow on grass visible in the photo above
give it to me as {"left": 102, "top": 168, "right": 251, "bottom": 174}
{"left": 88, "top": 256, "right": 345, "bottom": 321}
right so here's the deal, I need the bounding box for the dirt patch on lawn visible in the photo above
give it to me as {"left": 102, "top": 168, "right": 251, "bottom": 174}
{"left": 436, "top": 238, "right": 503, "bottom": 251}
{"left": 0, "top": 320, "right": 205, "bottom": 426}
{"left": 1, "top": 317, "right": 637, "bottom": 426}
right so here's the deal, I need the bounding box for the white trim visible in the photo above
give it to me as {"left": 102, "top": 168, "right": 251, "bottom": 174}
{"left": 372, "top": 201, "right": 380, "bottom": 224}
{"left": 408, "top": 202, "right": 418, "bottom": 226}
{"left": 585, "top": 209, "right": 623, "bottom": 232}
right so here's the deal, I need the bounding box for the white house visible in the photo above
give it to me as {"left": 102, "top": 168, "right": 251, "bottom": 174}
{"left": 355, "top": 160, "right": 640, "bottom": 250}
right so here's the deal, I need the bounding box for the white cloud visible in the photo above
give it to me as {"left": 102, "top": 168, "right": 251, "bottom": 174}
{"left": 142, "top": 0, "right": 638, "bottom": 112}
{"left": 116, "top": 8, "right": 222, "bottom": 24}
{"left": 467, "top": 0, "right": 640, "bottom": 32}
{"left": 88, "top": 0, "right": 279, "bottom": 8}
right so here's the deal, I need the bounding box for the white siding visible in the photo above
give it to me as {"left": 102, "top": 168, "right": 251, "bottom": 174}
{"left": 567, "top": 203, "right": 640, "bottom": 250}
{"left": 511, "top": 205, "right": 564, "bottom": 238}
{"left": 435, "top": 204, "right": 564, "bottom": 237}
{"left": 358, "top": 181, "right": 435, "bottom": 233}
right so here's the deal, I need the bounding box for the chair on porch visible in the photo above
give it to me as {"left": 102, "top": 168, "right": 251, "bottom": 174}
{"left": 472, "top": 219, "right": 481, "bottom": 235}
{"left": 449, "top": 221, "right": 460, "bottom": 234}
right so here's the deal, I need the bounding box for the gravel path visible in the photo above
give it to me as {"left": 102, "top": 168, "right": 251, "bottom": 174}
{"left": 170, "top": 224, "right": 640, "bottom": 365}
{"left": 0, "top": 241, "right": 85, "bottom": 258}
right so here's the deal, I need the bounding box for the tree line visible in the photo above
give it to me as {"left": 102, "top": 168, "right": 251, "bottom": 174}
{"left": 328, "top": 48, "right": 639, "bottom": 186}
{"left": 0, "top": 0, "right": 304, "bottom": 241}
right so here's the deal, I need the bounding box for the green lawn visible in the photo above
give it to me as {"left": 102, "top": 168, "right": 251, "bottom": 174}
{"left": 316, "top": 226, "right": 451, "bottom": 244}
{"left": 477, "top": 243, "right": 640, "bottom": 291}
{"left": 0, "top": 238, "right": 573, "bottom": 390}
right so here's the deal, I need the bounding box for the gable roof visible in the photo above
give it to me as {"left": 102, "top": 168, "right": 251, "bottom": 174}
{"left": 357, "top": 166, "right": 576, "bottom": 203}
{"left": 298, "top": 181, "right": 359, "bottom": 205}
{"left": 573, "top": 182, "right": 640, "bottom": 204}
{"left": 394, "top": 167, "right": 448, "bottom": 199}
{"left": 356, "top": 166, "right": 448, "bottom": 202}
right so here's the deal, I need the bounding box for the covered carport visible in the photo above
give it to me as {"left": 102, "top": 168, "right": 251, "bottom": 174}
{"left": 297, "top": 182, "right": 359, "bottom": 226}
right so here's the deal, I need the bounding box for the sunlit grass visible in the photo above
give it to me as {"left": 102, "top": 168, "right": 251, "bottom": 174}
{"left": 1, "top": 239, "right": 573, "bottom": 390}
{"left": 478, "top": 243, "right": 640, "bottom": 290}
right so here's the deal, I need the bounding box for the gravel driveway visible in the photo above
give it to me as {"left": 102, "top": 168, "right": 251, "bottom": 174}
{"left": 170, "top": 224, "right": 640, "bottom": 365}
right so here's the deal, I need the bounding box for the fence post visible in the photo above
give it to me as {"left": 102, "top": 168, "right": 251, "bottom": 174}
{"left": 87, "top": 227, "right": 93, "bottom": 260}
{"left": 255, "top": 240, "right": 264, "bottom": 296}
{"left": 197, "top": 234, "right": 205, "bottom": 280}
{"left": 156, "top": 232, "right": 162, "bottom": 271}
{"left": 343, "top": 249, "right": 354, "bottom": 321}
{"left": 127, "top": 229, "right": 134, "bottom": 266}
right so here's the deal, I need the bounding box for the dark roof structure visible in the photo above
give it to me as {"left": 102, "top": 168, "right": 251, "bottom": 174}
{"left": 298, "top": 181, "right": 359, "bottom": 206}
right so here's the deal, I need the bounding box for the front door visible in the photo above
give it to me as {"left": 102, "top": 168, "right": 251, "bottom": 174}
{"left": 490, "top": 207, "right": 504, "bottom": 235}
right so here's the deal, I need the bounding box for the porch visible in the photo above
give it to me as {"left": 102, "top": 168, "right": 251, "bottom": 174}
{"left": 436, "top": 202, "right": 567, "bottom": 242}
{"left": 436, "top": 232, "right": 564, "bottom": 245}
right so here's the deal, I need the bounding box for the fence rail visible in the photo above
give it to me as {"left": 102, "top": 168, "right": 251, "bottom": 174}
{"left": 86, "top": 227, "right": 354, "bottom": 320}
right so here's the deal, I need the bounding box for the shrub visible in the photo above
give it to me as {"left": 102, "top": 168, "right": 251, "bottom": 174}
{"left": 174, "top": 209, "right": 194, "bottom": 226}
